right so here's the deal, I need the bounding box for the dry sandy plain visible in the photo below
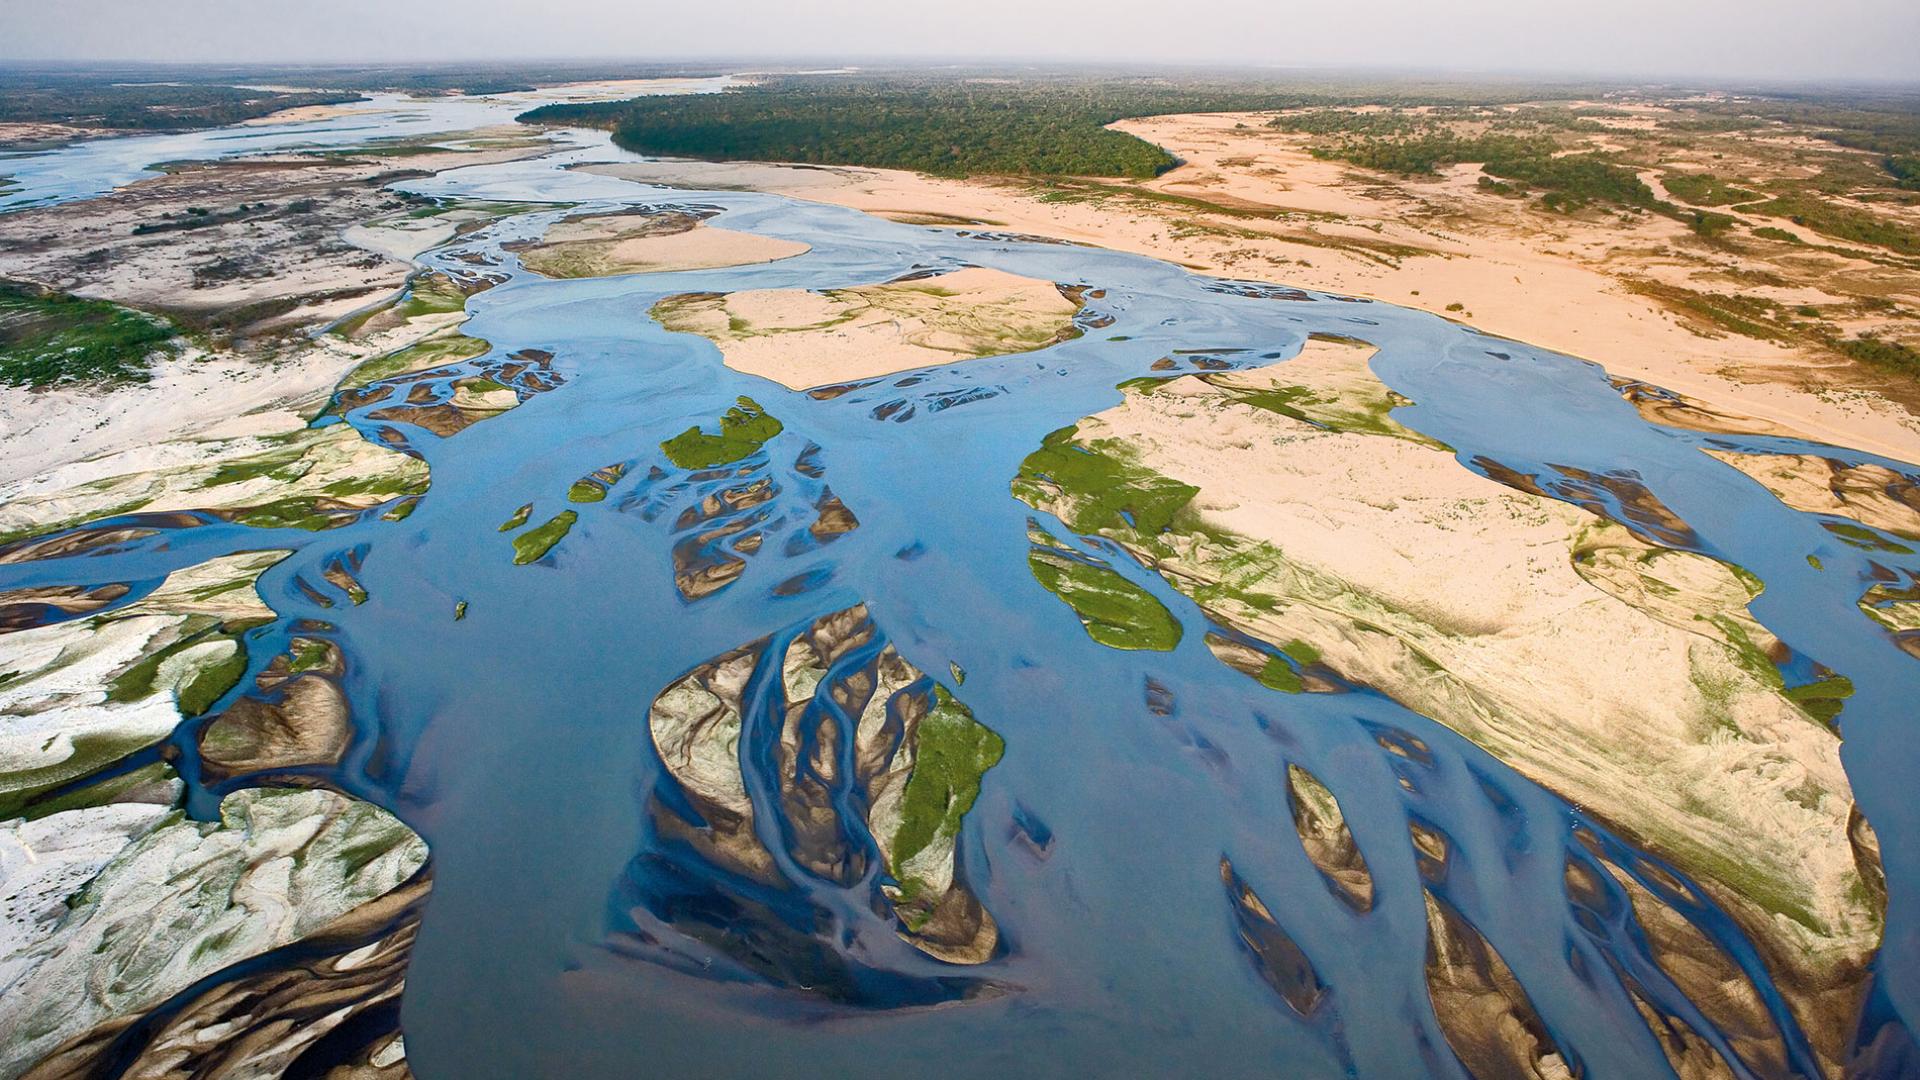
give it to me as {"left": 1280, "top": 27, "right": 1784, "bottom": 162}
{"left": 588, "top": 108, "right": 1920, "bottom": 464}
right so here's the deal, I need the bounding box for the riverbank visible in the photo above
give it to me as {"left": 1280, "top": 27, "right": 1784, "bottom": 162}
{"left": 583, "top": 107, "right": 1920, "bottom": 465}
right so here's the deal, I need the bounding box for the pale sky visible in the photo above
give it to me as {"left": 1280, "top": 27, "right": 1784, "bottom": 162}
{"left": 2, "top": 0, "right": 1916, "bottom": 83}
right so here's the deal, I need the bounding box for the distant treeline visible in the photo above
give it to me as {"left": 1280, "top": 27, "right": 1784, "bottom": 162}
{"left": 0, "top": 80, "right": 361, "bottom": 133}
{"left": 1687, "top": 91, "right": 1920, "bottom": 191}
{"left": 518, "top": 74, "right": 1609, "bottom": 179}
{"left": 0, "top": 62, "right": 731, "bottom": 135}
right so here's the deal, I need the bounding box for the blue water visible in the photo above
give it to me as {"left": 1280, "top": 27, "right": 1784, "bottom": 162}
{"left": 3, "top": 125, "right": 1917, "bottom": 1078}
{"left": 0, "top": 80, "right": 736, "bottom": 212}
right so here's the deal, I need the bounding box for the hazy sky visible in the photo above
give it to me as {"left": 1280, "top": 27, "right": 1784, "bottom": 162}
{"left": 3, "top": 0, "right": 1916, "bottom": 82}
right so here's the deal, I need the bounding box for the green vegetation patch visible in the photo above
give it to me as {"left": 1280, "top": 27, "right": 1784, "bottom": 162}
{"left": 1254, "top": 654, "right": 1304, "bottom": 693}
{"left": 336, "top": 333, "right": 491, "bottom": 393}
{"left": 1028, "top": 548, "right": 1182, "bottom": 651}
{"left": 394, "top": 273, "right": 470, "bottom": 320}
{"left": 177, "top": 648, "right": 248, "bottom": 716}
{"left": 660, "top": 397, "right": 783, "bottom": 469}
{"left": 499, "top": 503, "right": 533, "bottom": 531}
{"left": 520, "top": 79, "right": 1249, "bottom": 178}
{"left": 0, "top": 731, "right": 168, "bottom": 820}
{"left": 888, "top": 688, "right": 1005, "bottom": 887}
{"left": 1822, "top": 520, "right": 1914, "bottom": 554}
{"left": 0, "top": 78, "right": 360, "bottom": 132}
{"left": 1012, "top": 426, "right": 1199, "bottom": 535}
{"left": 0, "top": 283, "right": 177, "bottom": 387}
{"left": 1749, "top": 193, "right": 1920, "bottom": 256}
{"left": 106, "top": 626, "right": 245, "bottom": 717}
{"left": 568, "top": 463, "right": 629, "bottom": 503}
{"left": 1662, "top": 172, "right": 1759, "bottom": 207}
{"left": 1834, "top": 335, "right": 1920, "bottom": 379}
{"left": 1784, "top": 674, "right": 1854, "bottom": 728}
{"left": 1625, "top": 277, "right": 1920, "bottom": 381}
{"left": 18, "top": 762, "right": 176, "bottom": 822}
{"left": 512, "top": 510, "right": 578, "bottom": 564}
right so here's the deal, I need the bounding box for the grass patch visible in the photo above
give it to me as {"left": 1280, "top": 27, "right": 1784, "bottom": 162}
{"left": 393, "top": 273, "right": 469, "bottom": 320}
{"left": 1012, "top": 425, "right": 1199, "bottom": 535}
{"left": 0, "top": 283, "right": 177, "bottom": 387}
{"left": 0, "top": 731, "right": 167, "bottom": 820}
{"left": 512, "top": 510, "right": 577, "bottom": 564}
{"left": 888, "top": 688, "right": 1005, "bottom": 884}
{"left": 1784, "top": 675, "right": 1854, "bottom": 728}
{"left": 1255, "top": 654, "right": 1304, "bottom": 693}
{"left": 1835, "top": 335, "right": 1920, "bottom": 379}
{"left": 660, "top": 397, "right": 783, "bottom": 469}
{"left": 177, "top": 647, "right": 248, "bottom": 716}
{"left": 568, "top": 463, "right": 628, "bottom": 503}
{"left": 19, "top": 762, "right": 175, "bottom": 822}
{"left": 336, "top": 333, "right": 490, "bottom": 393}
{"left": 107, "top": 630, "right": 244, "bottom": 716}
{"left": 1028, "top": 548, "right": 1182, "bottom": 651}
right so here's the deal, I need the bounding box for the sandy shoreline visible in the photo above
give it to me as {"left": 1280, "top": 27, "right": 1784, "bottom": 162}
{"left": 585, "top": 121, "right": 1920, "bottom": 465}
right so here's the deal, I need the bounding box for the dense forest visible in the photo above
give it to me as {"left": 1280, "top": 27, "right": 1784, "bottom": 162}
{"left": 519, "top": 74, "right": 1604, "bottom": 179}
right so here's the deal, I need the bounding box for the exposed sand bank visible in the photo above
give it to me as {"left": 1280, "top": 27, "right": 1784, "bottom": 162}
{"left": 651, "top": 266, "right": 1080, "bottom": 389}
{"left": 1014, "top": 338, "right": 1875, "bottom": 1058}
{"left": 587, "top": 117, "right": 1920, "bottom": 464}
{"left": 513, "top": 211, "right": 809, "bottom": 279}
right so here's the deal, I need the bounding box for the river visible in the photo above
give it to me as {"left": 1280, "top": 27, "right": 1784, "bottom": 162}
{"left": 1, "top": 103, "right": 1915, "bottom": 1079}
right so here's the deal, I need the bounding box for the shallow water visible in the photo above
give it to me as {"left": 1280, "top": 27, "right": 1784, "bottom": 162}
{"left": 4, "top": 125, "right": 1919, "bottom": 1078}
{"left": 0, "top": 79, "right": 736, "bottom": 212}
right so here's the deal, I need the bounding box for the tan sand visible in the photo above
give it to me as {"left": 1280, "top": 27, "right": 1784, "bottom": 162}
{"left": 516, "top": 215, "right": 809, "bottom": 279}
{"left": 1705, "top": 450, "right": 1920, "bottom": 538}
{"left": 586, "top": 114, "right": 1920, "bottom": 464}
{"left": 238, "top": 104, "right": 380, "bottom": 126}
{"left": 1026, "top": 344, "right": 1874, "bottom": 1036}
{"left": 652, "top": 266, "right": 1080, "bottom": 389}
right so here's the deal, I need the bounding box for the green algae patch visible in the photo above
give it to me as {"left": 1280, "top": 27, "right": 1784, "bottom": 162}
{"left": 499, "top": 503, "right": 532, "bottom": 531}
{"left": 661, "top": 397, "right": 783, "bottom": 469}
{"left": 1028, "top": 548, "right": 1182, "bottom": 651}
{"left": 889, "top": 688, "right": 1005, "bottom": 889}
{"left": 513, "top": 511, "right": 578, "bottom": 564}
{"left": 1013, "top": 425, "right": 1199, "bottom": 535}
